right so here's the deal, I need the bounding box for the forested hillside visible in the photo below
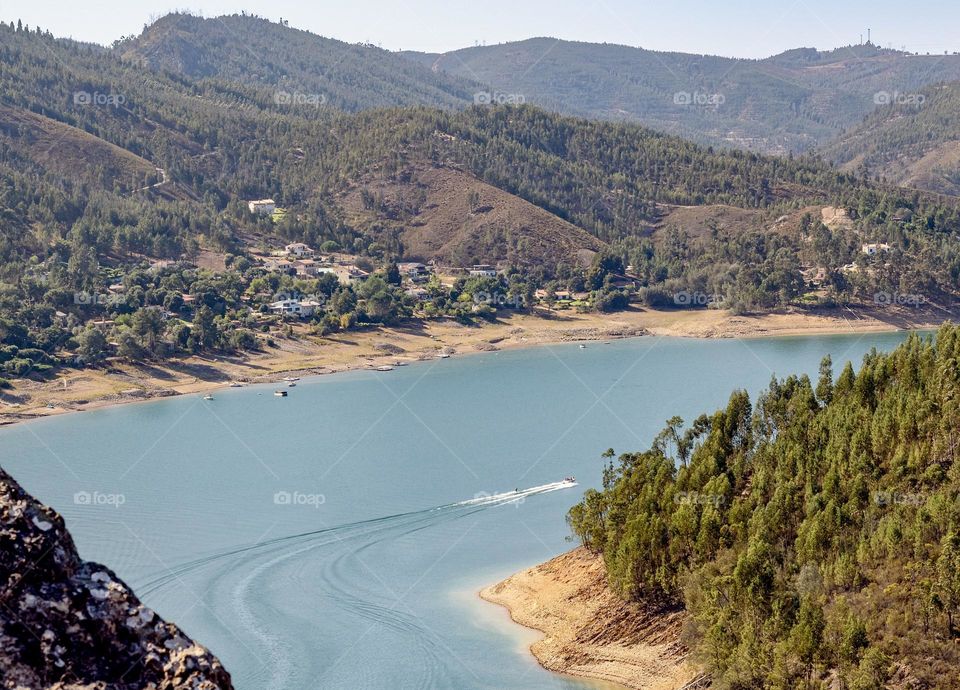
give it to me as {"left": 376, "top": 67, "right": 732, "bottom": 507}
{"left": 118, "top": 13, "right": 479, "bottom": 112}
{"left": 825, "top": 81, "right": 960, "bottom": 196}
{"left": 569, "top": 326, "right": 960, "bottom": 688}
{"left": 2, "top": 19, "right": 960, "bottom": 382}
{"left": 405, "top": 38, "right": 960, "bottom": 154}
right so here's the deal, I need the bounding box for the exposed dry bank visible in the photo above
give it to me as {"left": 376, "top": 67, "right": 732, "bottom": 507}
{"left": 0, "top": 304, "right": 945, "bottom": 426}
{"left": 480, "top": 548, "right": 706, "bottom": 690}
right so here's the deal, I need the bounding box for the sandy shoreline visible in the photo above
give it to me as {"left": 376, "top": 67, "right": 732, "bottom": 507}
{"left": 479, "top": 548, "right": 705, "bottom": 690}
{"left": 0, "top": 304, "right": 948, "bottom": 428}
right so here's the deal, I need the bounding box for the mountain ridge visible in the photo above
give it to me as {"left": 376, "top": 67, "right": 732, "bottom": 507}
{"left": 401, "top": 37, "right": 960, "bottom": 155}
{"left": 119, "top": 12, "right": 482, "bottom": 112}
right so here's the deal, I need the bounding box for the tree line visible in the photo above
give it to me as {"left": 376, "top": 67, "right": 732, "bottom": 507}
{"left": 569, "top": 326, "right": 960, "bottom": 688}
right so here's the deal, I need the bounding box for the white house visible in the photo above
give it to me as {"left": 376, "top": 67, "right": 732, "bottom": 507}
{"left": 398, "top": 262, "right": 429, "bottom": 276}
{"left": 468, "top": 264, "right": 497, "bottom": 277}
{"left": 405, "top": 286, "right": 429, "bottom": 300}
{"left": 285, "top": 242, "right": 314, "bottom": 258}
{"left": 861, "top": 243, "right": 891, "bottom": 255}
{"left": 248, "top": 199, "right": 276, "bottom": 215}
{"left": 263, "top": 257, "right": 295, "bottom": 273}
{"left": 269, "top": 298, "right": 322, "bottom": 318}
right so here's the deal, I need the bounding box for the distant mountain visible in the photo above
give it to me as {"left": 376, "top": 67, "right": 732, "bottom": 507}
{"left": 403, "top": 39, "right": 960, "bottom": 154}
{"left": 2, "top": 21, "right": 959, "bottom": 289}
{"left": 119, "top": 13, "right": 480, "bottom": 112}
{"left": 823, "top": 81, "right": 960, "bottom": 196}
{"left": 3, "top": 19, "right": 960, "bottom": 372}
{"left": 119, "top": 17, "right": 960, "bottom": 167}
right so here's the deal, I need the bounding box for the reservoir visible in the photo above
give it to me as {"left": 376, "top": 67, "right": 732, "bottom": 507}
{"left": 0, "top": 331, "right": 919, "bottom": 689}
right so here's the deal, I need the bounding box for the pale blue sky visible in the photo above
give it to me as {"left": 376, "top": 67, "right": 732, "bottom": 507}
{"left": 4, "top": 0, "right": 959, "bottom": 57}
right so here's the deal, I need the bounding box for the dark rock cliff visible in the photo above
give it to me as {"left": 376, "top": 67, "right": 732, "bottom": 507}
{"left": 0, "top": 467, "right": 233, "bottom": 689}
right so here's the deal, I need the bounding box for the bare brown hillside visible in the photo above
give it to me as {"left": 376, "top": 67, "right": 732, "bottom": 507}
{"left": 838, "top": 141, "right": 960, "bottom": 197}
{"left": 0, "top": 105, "right": 158, "bottom": 188}
{"left": 655, "top": 204, "right": 766, "bottom": 240}
{"left": 340, "top": 163, "right": 605, "bottom": 268}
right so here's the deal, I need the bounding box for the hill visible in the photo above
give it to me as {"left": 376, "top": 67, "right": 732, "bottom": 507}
{"left": 2, "top": 21, "right": 960, "bottom": 382}
{"left": 2, "top": 20, "right": 959, "bottom": 266}
{"left": 568, "top": 326, "right": 960, "bottom": 688}
{"left": 404, "top": 39, "right": 960, "bottom": 154}
{"left": 823, "top": 81, "right": 960, "bottom": 196}
{"left": 119, "top": 13, "right": 480, "bottom": 112}
{"left": 339, "top": 162, "right": 604, "bottom": 268}
{"left": 0, "top": 104, "right": 158, "bottom": 189}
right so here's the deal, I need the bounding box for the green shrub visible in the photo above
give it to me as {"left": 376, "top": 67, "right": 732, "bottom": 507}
{"left": 3, "top": 358, "right": 34, "bottom": 376}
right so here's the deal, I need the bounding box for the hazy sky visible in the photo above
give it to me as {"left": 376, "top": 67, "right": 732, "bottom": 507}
{"left": 4, "top": 0, "right": 959, "bottom": 57}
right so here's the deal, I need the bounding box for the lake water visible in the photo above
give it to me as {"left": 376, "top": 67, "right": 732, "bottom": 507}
{"left": 0, "top": 331, "right": 920, "bottom": 689}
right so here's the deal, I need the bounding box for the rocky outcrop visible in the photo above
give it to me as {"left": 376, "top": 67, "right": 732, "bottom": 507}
{"left": 0, "top": 467, "right": 233, "bottom": 689}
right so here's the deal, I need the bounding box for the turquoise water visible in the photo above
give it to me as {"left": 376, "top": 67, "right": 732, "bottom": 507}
{"left": 0, "top": 332, "right": 921, "bottom": 689}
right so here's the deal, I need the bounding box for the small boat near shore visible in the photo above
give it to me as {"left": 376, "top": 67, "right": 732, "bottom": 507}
{"left": 274, "top": 390, "right": 288, "bottom": 397}
{"left": 202, "top": 394, "right": 214, "bottom": 401}
{"left": 375, "top": 365, "right": 394, "bottom": 372}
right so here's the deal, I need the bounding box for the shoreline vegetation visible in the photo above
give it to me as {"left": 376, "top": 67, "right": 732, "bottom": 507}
{"left": 557, "top": 325, "right": 960, "bottom": 689}
{"left": 483, "top": 325, "right": 960, "bottom": 690}
{"left": 0, "top": 305, "right": 947, "bottom": 427}
{"left": 480, "top": 547, "right": 704, "bottom": 690}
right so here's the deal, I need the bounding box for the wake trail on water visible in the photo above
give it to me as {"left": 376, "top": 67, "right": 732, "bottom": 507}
{"left": 136, "top": 481, "right": 576, "bottom": 597}
{"left": 135, "top": 481, "right": 577, "bottom": 688}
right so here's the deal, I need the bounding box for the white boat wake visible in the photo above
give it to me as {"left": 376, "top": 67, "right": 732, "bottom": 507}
{"left": 137, "top": 480, "right": 577, "bottom": 596}
{"left": 134, "top": 480, "right": 577, "bottom": 688}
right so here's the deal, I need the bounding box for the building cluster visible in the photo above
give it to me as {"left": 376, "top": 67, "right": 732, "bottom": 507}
{"left": 260, "top": 243, "right": 371, "bottom": 282}
{"left": 260, "top": 243, "right": 378, "bottom": 318}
